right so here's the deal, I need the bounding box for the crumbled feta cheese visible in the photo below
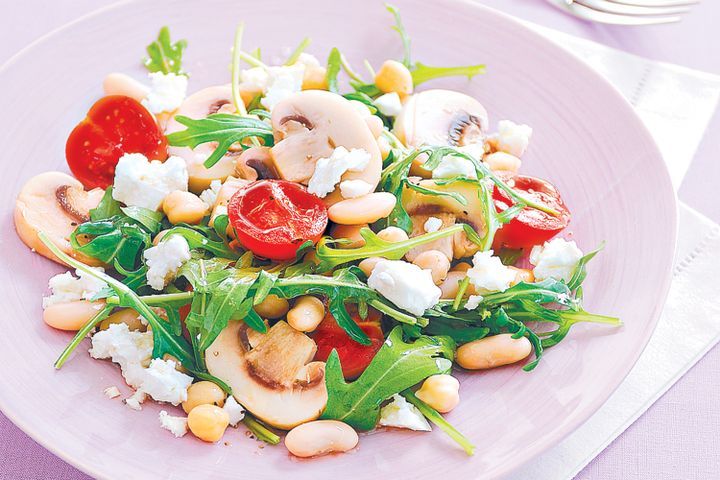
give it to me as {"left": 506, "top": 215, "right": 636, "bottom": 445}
{"left": 467, "top": 250, "right": 516, "bottom": 293}
{"left": 431, "top": 154, "right": 477, "bottom": 179}
{"left": 295, "top": 52, "right": 321, "bottom": 68}
{"left": 240, "top": 67, "right": 270, "bottom": 91}
{"left": 143, "top": 235, "right": 191, "bottom": 291}
{"left": 159, "top": 410, "right": 188, "bottom": 437}
{"left": 223, "top": 396, "right": 246, "bottom": 427}
{"left": 496, "top": 120, "right": 532, "bottom": 157}
{"left": 42, "top": 267, "right": 107, "bottom": 308}
{"left": 339, "top": 179, "right": 374, "bottom": 199}
{"left": 307, "top": 147, "right": 372, "bottom": 198}
{"left": 257, "top": 65, "right": 306, "bottom": 112}
{"left": 125, "top": 390, "right": 146, "bottom": 411}
{"left": 464, "top": 295, "right": 484, "bottom": 310}
{"left": 423, "top": 216, "right": 443, "bottom": 233}
{"left": 367, "top": 260, "right": 441, "bottom": 316}
{"left": 529, "top": 238, "right": 583, "bottom": 283}
{"left": 140, "top": 359, "right": 193, "bottom": 406}
{"left": 199, "top": 179, "right": 222, "bottom": 209}
{"left": 112, "top": 153, "right": 189, "bottom": 211}
{"left": 90, "top": 323, "right": 153, "bottom": 388}
{"left": 378, "top": 394, "right": 431, "bottom": 431}
{"left": 142, "top": 72, "right": 188, "bottom": 114}
{"left": 104, "top": 386, "right": 121, "bottom": 399}
{"left": 374, "top": 92, "right": 403, "bottom": 117}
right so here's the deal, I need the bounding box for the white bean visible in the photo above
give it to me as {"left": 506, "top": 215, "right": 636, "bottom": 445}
{"left": 285, "top": 420, "right": 358, "bottom": 458}
{"left": 102, "top": 73, "right": 149, "bottom": 102}
{"left": 43, "top": 300, "right": 105, "bottom": 331}
{"left": 412, "top": 250, "right": 451, "bottom": 284}
{"left": 328, "top": 192, "right": 396, "bottom": 225}
{"left": 456, "top": 334, "right": 532, "bottom": 370}
{"left": 484, "top": 152, "right": 521, "bottom": 174}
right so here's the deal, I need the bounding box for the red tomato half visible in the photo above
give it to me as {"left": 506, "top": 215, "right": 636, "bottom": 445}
{"left": 493, "top": 175, "right": 571, "bottom": 249}
{"left": 313, "top": 307, "right": 384, "bottom": 380}
{"left": 66, "top": 95, "right": 167, "bottom": 189}
{"left": 227, "top": 180, "right": 328, "bottom": 260}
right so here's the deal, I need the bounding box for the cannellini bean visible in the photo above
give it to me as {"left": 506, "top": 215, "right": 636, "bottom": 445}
{"left": 43, "top": 300, "right": 105, "bottom": 331}
{"left": 328, "top": 192, "right": 396, "bottom": 225}
{"left": 302, "top": 66, "right": 329, "bottom": 90}
{"left": 287, "top": 296, "right": 325, "bottom": 332}
{"left": 98, "top": 308, "right": 145, "bottom": 332}
{"left": 285, "top": 420, "right": 359, "bottom": 458}
{"left": 254, "top": 294, "right": 290, "bottom": 319}
{"left": 456, "top": 334, "right": 532, "bottom": 370}
{"left": 439, "top": 271, "right": 477, "bottom": 299}
{"left": 183, "top": 381, "right": 227, "bottom": 414}
{"left": 415, "top": 374, "right": 460, "bottom": 413}
{"left": 187, "top": 404, "right": 230, "bottom": 442}
{"left": 358, "top": 257, "right": 383, "bottom": 277}
{"left": 365, "top": 115, "right": 384, "bottom": 138}
{"left": 509, "top": 266, "right": 534, "bottom": 285}
{"left": 331, "top": 224, "right": 368, "bottom": 249}
{"left": 374, "top": 60, "right": 413, "bottom": 96}
{"left": 162, "top": 191, "right": 208, "bottom": 225}
{"left": 377, "top": 226, "right": 409, "bottom": 243}
{"left": 484, "top": 152, "right": 521, "bottom": 174}
{"left": 377, "top": 136, "right": 392, "bottom": 160}
{"left": 102, "top": 73, "right": 150, "bottom": 102}
{"left": 412, "top": 250, "right": 451, "bottom": 285}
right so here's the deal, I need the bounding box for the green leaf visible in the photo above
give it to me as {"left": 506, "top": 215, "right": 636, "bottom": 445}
{"left": 90, "top": 187, "right": 122, "bottom": 221}
{"left": 243, "top": 415, "right": 280, "bottom": 445}
{"left": 325, "top": 47, "right": 343, "bottom": 93}
{"left": 567, "top": 243, "right": 604, "bottom": 291}
{"left": 144, "top": 26, "right": 187, "bottom": 75}
{"left": 284, "top": 37, "right": 311, "bottom": 65}
{"left": 497, "top": 248, "right": 523, "bottom": 266}
{"left": 165, "top": 114, "right": 274, "bottom": 168}
{"left": 411, "top": 62, "right": 486, "bottom": 87}
{"left": 71, "top": 216, "right": 152, "bottom": 271}
{"left": 120, "top": 206, "right": 164, "bottom": 233}
{"left": 402, "top": 390, "right": 475, "bottom": 455}
{"left": 163, "top": 226, "right": 240, "bottom": 259}
{"left": 321, "top": 327, "right": 455, "bottom": 430}
{"left": 386, "top": 3, "right": 412, "bottom": 67}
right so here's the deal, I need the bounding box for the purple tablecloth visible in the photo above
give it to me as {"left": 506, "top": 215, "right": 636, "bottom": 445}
{"left": 1, "top": 1, "right": 719, "bottom": 478}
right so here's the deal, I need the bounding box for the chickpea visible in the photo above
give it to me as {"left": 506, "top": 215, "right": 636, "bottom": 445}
{"left": 187, "top": 404, "right": 230, "bottom": 442}
{"left": 102, "top": 72, "right": 149, "bottom": 102}
{"left": 162, "top": 191, "right": 208, "bottom": 225}
{"left": 412, "top": 250, "right": 451, "bottom": 285}
{"left": 374, "top": 60, "right": 413, "bottom": 96}
{"left": 98, "top": 308, "right": 145, "bottom": 332}
{"left": 415, "top": 374, "right": 460, "bottom": 413}
{"left": 287, "top": 296, "right": 325, "bottom": 332}
{"left": 451, "top": 262, "right": 472, "bottom": 273}
{"left": 328, "top": 192, "right": 396, "bottom": 225}
{"left": 43, "top": 300, "right": 105, "bottom": 331}
{"left": 302, "top": 65, "right": 329, "bottom": 90}
{"left": 182, "top": 381, "right": 227, "bottom": 414}
{"left": 484, "top": 152, "right": 521, "bottom": 174}
{"left": 253, "top": 294, "right": 289, "bottom": 319}
{"left": 456, "top": 334, "right": 532, "bottom": 370}
{"left": 376, "top": 226, "right": 409, "bottom": 243}
{"left": 439, "top": 271, "right": 477, "bottom": 299}
{"left": 285, "top": 420, "right": 359, "bottom": 458}
{"left": 358, "top": 257, "right": 383, "bottom": 277}
{"left": 331, "top": 223, "right": 369, "bottom": 249}
{"left": 509, "top": 266, "right": 534, "bottom": 285}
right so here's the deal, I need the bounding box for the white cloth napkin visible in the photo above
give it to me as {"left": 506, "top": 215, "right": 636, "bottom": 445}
{"left": 504, "top": 27, "right": 720, "bottom": 480}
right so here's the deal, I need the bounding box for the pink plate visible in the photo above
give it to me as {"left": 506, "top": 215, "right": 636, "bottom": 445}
{"left": 0, "top": 0, "right": 676, "bottom": 478}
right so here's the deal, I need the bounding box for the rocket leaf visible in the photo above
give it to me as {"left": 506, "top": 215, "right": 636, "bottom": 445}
{"left": 144, "top": 26, "right": 187, "bottom": 75}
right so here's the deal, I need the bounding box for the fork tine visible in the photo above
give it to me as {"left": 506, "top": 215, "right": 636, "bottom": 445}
{"left": 576, "top": 0, "right": 691, "bottom": 15}
{"left": 606, "top": 0, "right": 699, "bottom": 6}
{"left": 545, "top": 0, "right": 683, "bottom": 24}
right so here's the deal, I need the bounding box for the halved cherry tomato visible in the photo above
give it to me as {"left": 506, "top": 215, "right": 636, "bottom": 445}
{"left": 66, "top": 95, "right": 167, "bottom": 189}
{"left": 227, "top": 180, "right": 328, "bottom": 260}
{"left": 312, "top": 306, "right": 384, "bottom": 380}
{"left": 493, "top": 174, "right": 571, "bottom": 249}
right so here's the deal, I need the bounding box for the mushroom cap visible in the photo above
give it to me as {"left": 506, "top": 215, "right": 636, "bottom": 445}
{"left": 165, "top": 85, "right": 239, "bottom": 193}
{"left": 206, "top": 320, "right": 328, "bottom": 430}
{"left": 14, "top": 171, "right": 104, "bottom": 266}
{"left": 270, "top": 90, "right": 382, "bottom": 205}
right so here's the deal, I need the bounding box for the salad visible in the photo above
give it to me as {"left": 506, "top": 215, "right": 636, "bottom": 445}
{"left": 13, "top": 4, "right": 621, "bottom": 458}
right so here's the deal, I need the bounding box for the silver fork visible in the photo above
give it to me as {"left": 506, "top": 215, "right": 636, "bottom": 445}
{"left": 545, "top": 0, "right": 700, "bottom": 25}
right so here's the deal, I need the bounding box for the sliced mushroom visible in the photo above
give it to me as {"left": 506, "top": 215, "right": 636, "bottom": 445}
{"left": 206, "top": 320, "right": 327, "bottom": 430}
{"left": 208, "top": 177, "right": 250, "bottom": 231}
{"left": 270, "top": 90, "right": 382, "bottom": 205}
{"left": 165, "top": 85, "right": 240, "bottom": 193}
{"left": 235, "top": 146, "right": 278, "bottom": 181}
{"left": 402, "top": 179, "right": 487, "bottom": 261}
{"left": 14, "top": 172, "right": 105, "bottom": 266}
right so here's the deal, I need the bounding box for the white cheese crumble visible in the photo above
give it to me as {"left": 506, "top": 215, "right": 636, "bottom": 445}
{"left": 367, "top": 260, "right": 441, "bottom": 316}
{"left": 159, "top": 410, "right": 188, "bottom": 437}
{"left": 142, "top": 72, "right": 188, "bottom": 114}
{"left": 104, "top": 386, "right": 121, "bottom": 399}
{"left": 464, "top": 295, "right": 484, "bottom": 310}
{"left": 42, "top": 267, "right": 107, "bottom": 308}
{"left": 529, "top": 238, "right": 583, "bottom": 283}
{"left": 423, "top": 216, "right": 443, "bottom": 233}
{"left": 339, "top": 179, "right": 374, "bottom": 199}
{"left": 112, "top": 153, "right": 189, "bottom": 211}
{"left": 125, "top": 390, "right": 146, "bottom": 411}
{"left": 374, "top": 92, "right": 403, "bottom": 117}
{"left": 241, "top": 65, "right": 305, "bottom": 112}
{"left": 143, "top": 235, "right": 191, "bottom": 291}
{"left": 295, "top": 52, "right": 321, "bottom": 68}
{"left": 496, "top": 120, "right": 532, "bottom": 157}
{"left": 199, "top": 179, "right": 222, "bottom": 209}
{"left": 141, "top": 359, "right": 193, "bottom": 405}
{"left": 307, "top": 147, "right": 372, "bottom": 198}
{"left": 378, "top": 394, "right": 431, "bottom": 431}
{"left": 467, "top": 250, "right": 516, "bottom": 293}
{"left": 432, "top": 154, "right": 477, "bottom": 179}
{"left": 223, "top": 396, "right": 246, "bottom": 427}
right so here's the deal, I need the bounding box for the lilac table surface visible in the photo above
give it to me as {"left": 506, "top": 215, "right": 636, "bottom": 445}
{"left": 1, "top": 1, "right": 719, "bottom": 479}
